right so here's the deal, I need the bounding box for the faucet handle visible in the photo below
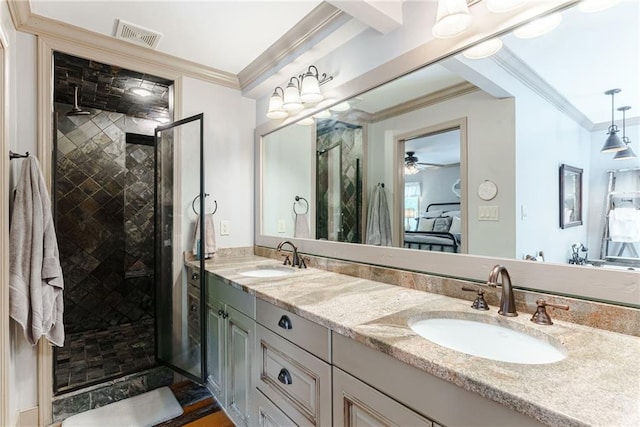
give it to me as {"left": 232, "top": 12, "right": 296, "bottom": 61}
{"left": 462, "top": 286, "right": 490, "bottom": 311}
{"left": 298, "top": 256, "right": 308, "bottom": 269}
{"left": 282, "top": 254, "right": 291, "bottom": 266}
{"left": 530, "top": 299, "right": 569, "bottom": 325}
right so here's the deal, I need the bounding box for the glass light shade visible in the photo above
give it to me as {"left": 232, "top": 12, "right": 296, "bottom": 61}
{"left": 266, "top": 92, "right": 288, "bottom": 119}
{"left": 432, "top": 0, "right": 472, "bottom": 39}
{"left": 513, "top": 13, "right": 562, "bottom": 39}
{"left": 613, "top": 142, "right": 637, "bottom": 160}
{"left": 578, "top": 0, "right": 620, "bottom": 13}
{"left": 486, "top": 0, "right": 526, "bottom": 13}
{"left": 404, "top": 164, "right": 420, "bottom": 175}
{"left": 296, "top": 117, "right": 315, "bottom": 126}
{"left": 282, "top": 82, "right": 303, "bottom": 113}
{"left": 462, "top": 38, "right": 503, "bottom": 59}
{"left": 601, "top": 130, "right": 626, "bottom": 153}
{"left": 329, "top": 101, "right": 350, "bottom": 112}
{"left": 313, "top": 110, "right": 331, "bottom": 119}
{"left": 300, "top": 74, "right": 323, "bottom": 104}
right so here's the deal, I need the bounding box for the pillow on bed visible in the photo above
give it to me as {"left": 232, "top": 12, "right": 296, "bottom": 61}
{"left": 422, "top": 210, "right": 444, "bottom": 219}
{"left": 433, "top": 216, "right": 453, "bottom": 232}
{"left": 417, "top": 217, "right": 436, "bottom": 232}
{"left": 449, "top": 216, "right": 461, "bottom": 234}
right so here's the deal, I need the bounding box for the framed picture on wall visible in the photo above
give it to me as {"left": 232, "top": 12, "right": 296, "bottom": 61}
{"left": 559, "top": 164, "right": 583, "bottom": 229}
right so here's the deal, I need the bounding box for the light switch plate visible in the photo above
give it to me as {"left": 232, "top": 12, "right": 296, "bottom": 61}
{"left": 220, "top": 220, "right": 230, "bottom": 235}
{"left": 277, "top": 219, "right": 286, "bottom": 233}
{"left": 479, "top": 205, "right": 499, "bottom": 221}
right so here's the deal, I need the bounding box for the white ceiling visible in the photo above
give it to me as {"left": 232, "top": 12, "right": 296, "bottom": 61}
{"left": 30, "top": 0, "right": 323, "bottom": 74}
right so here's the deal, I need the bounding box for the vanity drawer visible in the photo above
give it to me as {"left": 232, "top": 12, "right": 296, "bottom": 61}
{"left": 256, "top": 324, "right": 331, "bottom": 427}
{"left": 187, "top": 266, "right": 201, "bottom": 287}
{"left": 256, "top": 299, "right": 330, "bottom": 361}
{"left": 254, "top": 389, "right": 297, "bottom": 427}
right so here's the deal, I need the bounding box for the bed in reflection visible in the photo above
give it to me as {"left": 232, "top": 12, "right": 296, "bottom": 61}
{"left": 404, "top": 203, "right": 461, "bottom": 253}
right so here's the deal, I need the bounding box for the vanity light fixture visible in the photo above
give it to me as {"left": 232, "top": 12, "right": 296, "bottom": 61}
{"left": 266, "top": 65, "right": 334, "bottom": 119}
{"left": 486, "top": 0, "right": 526, "bottom": 13}
{"left": 131, "top": 87, "right": 152, "bottom": 97}
{"left": 613, "top": 106, "right": 637, "bottom": 160}
{"left": 578, "top": 0, "right": 621, "bottom": 13}
{"left": 266, "top": 87, "right": 288, "bottom": 119}
{"left": 513, "top": 12, "right": 562, "bottom": 39}
{"left": 601, "top": 89, "right": 626, "bottom": 153}
{"left": 296, "top": 117, "right": 315, "bottom": 126}
{"left": 313, "top": 110, "right": 331, "bottom": 119}
{"left": 462, "top": 38, "right": 503, "bottom": 59}
{"left": 432, "top": 0, "right": 473, "bottom": 39}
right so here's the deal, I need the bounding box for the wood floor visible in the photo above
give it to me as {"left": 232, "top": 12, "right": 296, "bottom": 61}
{"left": 156, "top": 381, "right": 234, "bottom": 427}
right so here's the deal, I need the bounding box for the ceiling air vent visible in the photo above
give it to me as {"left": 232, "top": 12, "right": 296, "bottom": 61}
{"left": 114, "top": 19, "right": 162, "bottom": 49}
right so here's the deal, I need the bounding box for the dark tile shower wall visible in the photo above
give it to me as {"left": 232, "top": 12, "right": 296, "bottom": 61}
{"left": 316, "top": 122, "right": 363, "bottom": 243}
{"left": 56, "top": 104, "right": 154, "bottom": 334}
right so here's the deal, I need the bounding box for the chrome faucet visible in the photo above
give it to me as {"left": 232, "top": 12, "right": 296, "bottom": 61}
{"left": 276, "top": 240, "right": 306, "bottom": 268}
{"left": 486, "top": 265, "right": 518, "bottom": 317}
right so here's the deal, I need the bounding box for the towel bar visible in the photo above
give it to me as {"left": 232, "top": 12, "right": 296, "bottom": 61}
{"left": 293, "top": 196, "right": 309, "bottom": 214}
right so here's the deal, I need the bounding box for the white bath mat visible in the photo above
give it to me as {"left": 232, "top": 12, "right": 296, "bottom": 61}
{"left": 61, "top": 386, "right": 183, "bottom": 427}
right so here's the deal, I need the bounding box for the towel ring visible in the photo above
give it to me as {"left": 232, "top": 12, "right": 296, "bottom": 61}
{"left": 293, "top": 196, "right": 309, "bottom": 215}
{"left": 192, "top": 193, "right": 218, "bottom": 215}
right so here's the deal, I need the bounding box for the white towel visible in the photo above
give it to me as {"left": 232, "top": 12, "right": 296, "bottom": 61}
{"left": 294, "top": 213, "right": 310, "bottom": 238}
{"left": 10, "top": 156, "right": 65, "bottom": 347}
{"left": 192, "top": 213, "right": 216, "bottom": 259}
{"left": 609, "top": 208, "right": 640, "bottom": 242}
{"left": 365, "top": 184, "right": 392, "bottom": 246}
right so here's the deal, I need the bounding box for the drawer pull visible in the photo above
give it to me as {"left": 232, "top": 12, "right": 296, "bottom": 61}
{"left": 278, "top": 315, "right": 293, "bottom": 330}
{"left": 190, "top": 304, "right": 198, "bottom": 312}
{"left": 217, "top": 309, "right": 228, "bottom": 319}
{"left": 277, "top": 368, "right": 292, "bottom": 385}
{"left": 191, "top": 273, "right": 199, "bottom": 281}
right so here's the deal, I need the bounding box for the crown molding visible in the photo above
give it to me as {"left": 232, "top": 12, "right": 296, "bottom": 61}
{"left": 237, "top": 2, "right": 349, "bottom": 92}
{"left": 491, "top": 45, "right": 594, "bottom": 131}
{"left": 592, "top": 116, "right": 640, "bottom": 133}
{"left": 7, "top": 0, "right": 239, "bottom": 89}
{"left": 370, "top": 82, "right": 479, "bottom": 123}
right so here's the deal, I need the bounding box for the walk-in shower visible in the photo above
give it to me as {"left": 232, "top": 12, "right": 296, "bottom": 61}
{"left": 52, "top": 52, "right": 173, "bottom": 394}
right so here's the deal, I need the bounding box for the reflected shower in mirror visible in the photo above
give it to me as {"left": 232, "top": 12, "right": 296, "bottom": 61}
{"left": 261, "top": 1, "right": 639, "bottom": 270}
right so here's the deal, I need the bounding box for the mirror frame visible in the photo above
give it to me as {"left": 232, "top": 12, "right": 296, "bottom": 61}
{"left": 255, "top": 0, "right": 639, "bottom": 307}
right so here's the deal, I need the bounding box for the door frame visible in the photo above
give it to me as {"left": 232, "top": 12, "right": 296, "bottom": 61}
{"left": 36, "top": 35, "right": 184, "bottom": 426}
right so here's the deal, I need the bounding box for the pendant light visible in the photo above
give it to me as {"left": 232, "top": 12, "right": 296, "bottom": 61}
{"left": 601, "top": 89, "right": 626, "bottom": 153}
{"left": 613, "top": 106, "right": 637, "bottom": 160}
{"left": 432, "top": 0, "right": 472, "bottom": 39}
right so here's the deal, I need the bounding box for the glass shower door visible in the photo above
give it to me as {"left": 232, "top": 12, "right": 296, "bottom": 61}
{"left": 154, "top": 113, "right": 207, "bottom": 383}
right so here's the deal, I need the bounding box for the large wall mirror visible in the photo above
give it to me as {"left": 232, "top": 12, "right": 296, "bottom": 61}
{"left": 258, "top": 1, "right": 639, "bottom": 307}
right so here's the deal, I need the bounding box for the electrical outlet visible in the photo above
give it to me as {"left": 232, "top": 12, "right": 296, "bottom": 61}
{"left": 220, "top": 220, "right": 230, "bottom": 235}
{"left": 277, "top": 219, "right": 286, "bottom": 233}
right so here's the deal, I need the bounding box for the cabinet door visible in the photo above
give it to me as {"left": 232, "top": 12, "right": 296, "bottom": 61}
{"left": 226, "top": 305, "right": 256, "bottom": 427}
{"left": 333, "top": 367, "right": 436, "bottom": 427}
{"left": 207, "top": 298, "right": 227, "bottom": 403}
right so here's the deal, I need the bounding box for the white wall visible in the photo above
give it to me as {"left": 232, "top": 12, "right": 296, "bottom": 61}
{"left": 180, "top": 76, "right": 256, "bottom": 249}
{"left": 368, "top": 90, "right": 516, "bottom": 258}
{"left": 4, "top": 19, "right": 40, "bottom": 420}
{"left": 262, "top": 125, "right": 314, "bottom": 237}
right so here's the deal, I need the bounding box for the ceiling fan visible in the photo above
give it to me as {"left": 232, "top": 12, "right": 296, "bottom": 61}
{"left": 404, "top": 151, "right": 447, "bottom": 169}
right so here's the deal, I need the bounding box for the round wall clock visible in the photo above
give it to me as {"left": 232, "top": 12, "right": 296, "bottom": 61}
{"left": 478, "top": 180, "right": 498, "bottom": 201}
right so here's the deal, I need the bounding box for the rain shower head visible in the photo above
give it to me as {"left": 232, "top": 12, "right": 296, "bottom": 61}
{"left": 66, "top": 85, "right": 91, "bottom": 116}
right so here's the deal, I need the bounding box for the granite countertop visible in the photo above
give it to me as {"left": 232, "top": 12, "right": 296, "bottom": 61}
{"left": 192, "top": 255, "right": 640, "bottom": 427}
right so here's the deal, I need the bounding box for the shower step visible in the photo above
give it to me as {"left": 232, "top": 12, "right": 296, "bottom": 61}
{"left": 52, "top": 365, "right": 174, "bottom": 423}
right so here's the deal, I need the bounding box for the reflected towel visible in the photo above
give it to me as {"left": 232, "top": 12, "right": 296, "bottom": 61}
{"left": 10, "top": 156, "right": 65, "bottom": 347}
{"left": 192, "top": 213, "right": 216, "bottom": 259}
{"left": 609, "top": 208, "right": 640, "bottom": 242}
{"left": 366, "top": 184, "right": 392, "bottom": 246}
{"left": 295, "top": 213, "right": 310, "bottom": 238}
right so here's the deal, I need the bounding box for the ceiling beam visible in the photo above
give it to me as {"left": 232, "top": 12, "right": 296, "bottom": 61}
{"left": 328, "top": 0, "right": 403, "bottom": 34}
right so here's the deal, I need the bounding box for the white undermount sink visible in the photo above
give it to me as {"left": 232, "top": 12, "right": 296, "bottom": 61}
{"left": 409, "top": 316, "right": 566, "bottom": 365}
{"left": 238, "top": 266, "right": 295, "bottom": 278}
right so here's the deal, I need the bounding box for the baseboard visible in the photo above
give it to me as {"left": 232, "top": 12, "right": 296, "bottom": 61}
{"left": 17, "top": 407, "right": 38, "bottom": 427}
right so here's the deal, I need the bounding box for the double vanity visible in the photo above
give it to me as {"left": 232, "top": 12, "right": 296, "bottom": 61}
{"left": 187, "top": 253, "right": 639, "bottom": 427}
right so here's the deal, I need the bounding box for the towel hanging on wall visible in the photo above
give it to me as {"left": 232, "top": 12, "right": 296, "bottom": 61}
{"left": 9, "top": 156, "right": 65, "bottom": 347}
{"left": 366, "top": 183, "right": 392, "bottom": 246}
{"left": 293, "top": 196, "right": 310, "bottom": 238}
{"left": 192, "top": 213, "right": 216, "bottom": 259}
